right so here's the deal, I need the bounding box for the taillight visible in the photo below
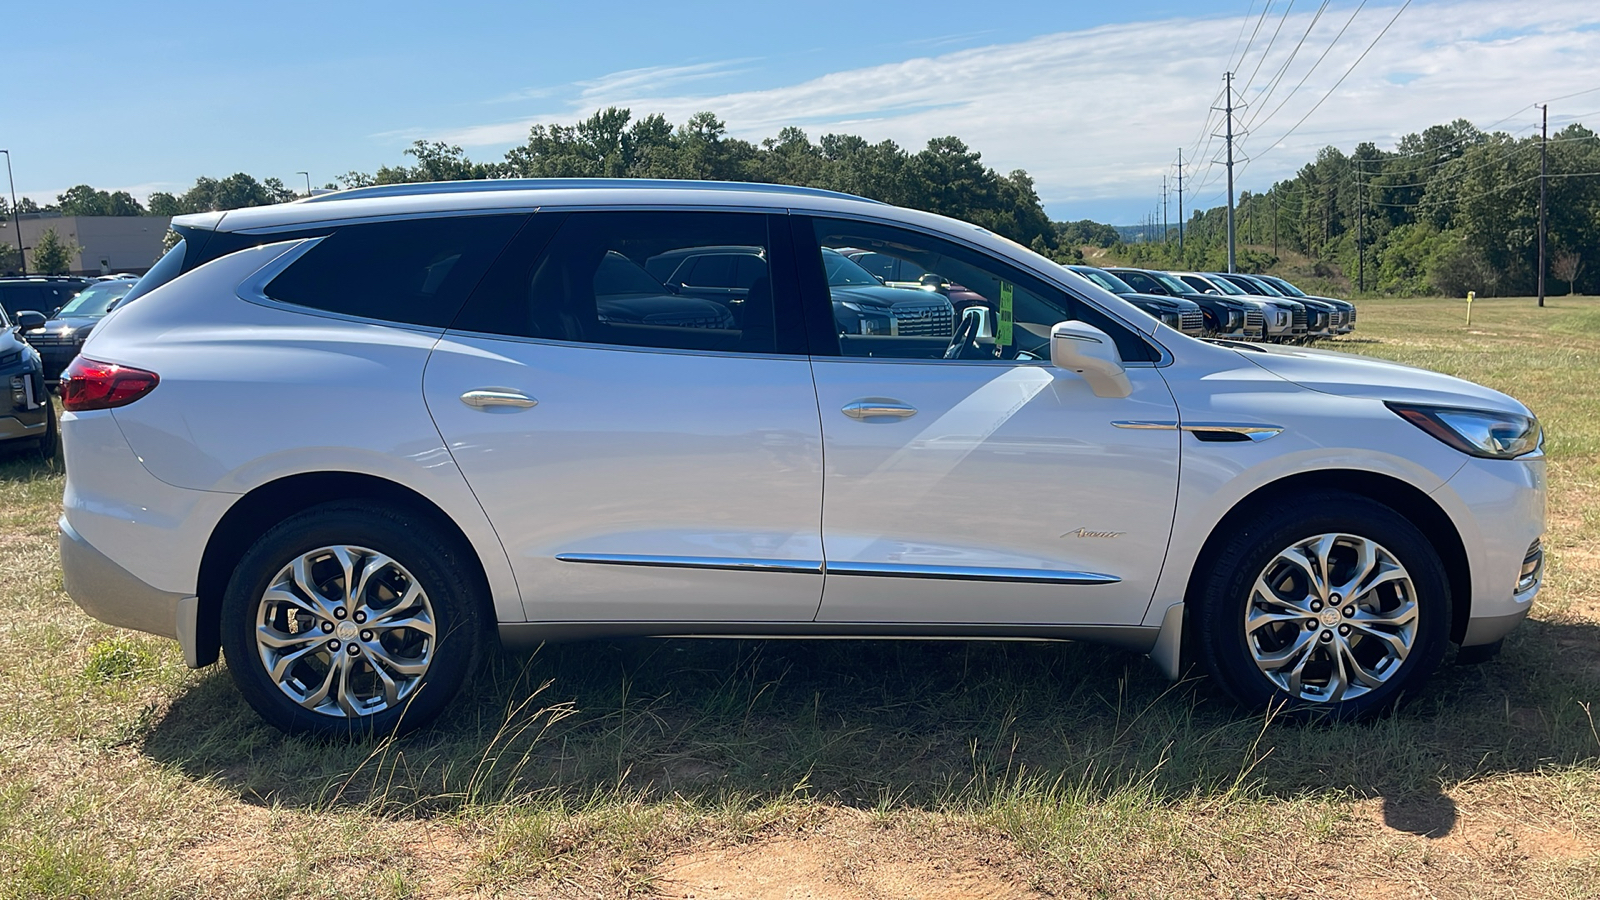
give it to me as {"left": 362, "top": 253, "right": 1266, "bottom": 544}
{"left": 59, "top": 357, "right": 160, "bottom": 411}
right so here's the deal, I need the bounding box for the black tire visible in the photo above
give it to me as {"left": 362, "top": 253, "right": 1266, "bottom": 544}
{"left": 1195, "top": 491, "right": 1452, "bottom": 721}
{"left": 220, "top": 502, "right": 487, "bottom": 737}
{"left": 34, "top": 400, "right": 58, "bottom": 461}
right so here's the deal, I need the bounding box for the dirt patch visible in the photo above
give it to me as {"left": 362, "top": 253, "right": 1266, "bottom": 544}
{"left": 653, "top": 812, "right": 1040, "bottom": 900}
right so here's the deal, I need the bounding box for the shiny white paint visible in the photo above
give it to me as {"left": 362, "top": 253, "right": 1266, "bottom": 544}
{"left": 73, "top": 242, "right": 526, "bottom": 623}
{"left": 422, "top": 334, "right": 825, "bottom": 622}
{"left": 810, "top": 358, "right": 1178, "bottom": 626}
{"left": 63, "top": 182, "right": 1545, "bottom": 673}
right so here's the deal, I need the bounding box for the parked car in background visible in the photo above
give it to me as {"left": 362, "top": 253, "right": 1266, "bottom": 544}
{"left": 1211, "top": 273, "right": 1337, "bottom": 340}
{"left": 21, "top": 277, "right": 138, "bottom": 381}
{"left": 0, "top": 276, "right": 91, "bottom": 321}
{"left": 59, "top": 178, "right": 1543, "bottom": 738}
{"left": 1103, "top": 267, "right": 1263, "bottom": 339}
{"left": 1171, "top": 271, "right": 1304, "bottom": 342}
{"left": 1256, "top": 275, "right": 1358, "bottom": 335}
{"left": 0, "top": 303, "right": 56, "bottom": 459}
{"left": 1066, "top": 265, "right": 1205, "bottom": 337}
{"left": 839, "top": 247, "right": 993, "bottom": 321}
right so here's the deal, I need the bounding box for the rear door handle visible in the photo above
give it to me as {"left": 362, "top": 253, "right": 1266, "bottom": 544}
{"left": 842, "top": 399, "right": 917, "bottom": 420}
{"left": 460, "top": 389, "right": 538, "bottom": 410}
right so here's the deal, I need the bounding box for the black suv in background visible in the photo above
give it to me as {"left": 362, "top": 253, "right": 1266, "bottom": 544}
{"left": 0, "top": 276, "right": 91, "bottom": 321}
{"left": 21, "top": 277, "right": 138, "bottom": 380}
{"left": 1066, "top": 266, "right": 1205, "bottom": 337}
{"left": 1103, "top": 267, "right": 1264, "bottom": 339}
{"left": 0, "top": 303, "right": 56, "bottom": 459}
{"left": 1255, "top": 275, "right": 1358, "bottom": 335}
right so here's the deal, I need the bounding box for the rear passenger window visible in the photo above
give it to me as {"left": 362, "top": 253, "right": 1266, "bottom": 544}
{"left": 264, "top": 215, "right": 525, "bottom": 327}
{"left": 452, "top": 211, "right": 793, "bottom": 354}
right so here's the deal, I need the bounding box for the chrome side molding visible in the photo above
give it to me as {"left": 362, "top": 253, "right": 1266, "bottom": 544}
{"left": 824, "top": 561, "right": 1119, "bottom": 585}
{"left": 554, "top": 554, "right": 1119, "bottom": 585}
{"left": 1113, "top": 420, "right": 1283, "bottom": 442}
{"left": 554, "top": 553, "right": 824, "bottom": 575}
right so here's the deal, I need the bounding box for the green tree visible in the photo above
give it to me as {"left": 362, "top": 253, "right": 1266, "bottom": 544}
{"left": 32, "top": 227, "right": 77, "bottom": 274}
{"left": 0, "top": 242, "right": 21, "bottom": 275}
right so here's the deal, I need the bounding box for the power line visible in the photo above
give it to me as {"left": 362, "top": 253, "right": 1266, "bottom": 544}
{"left": 1244, "top": 0, "right": 1334, "bottom": 127}
{"left": 1232, "top": 0, "right": 1277, "bottom": 76}
{"left": 1238, "top": 0, "right": 1297, "bottom": 101}
{"left": 1239, "top": 0, "right": 1414, "bottom": 175}
{"left": 1244, "top": 0, "right": 1369, "bottom": 135}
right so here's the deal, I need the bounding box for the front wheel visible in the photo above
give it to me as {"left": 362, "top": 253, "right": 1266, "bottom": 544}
{"left": 1195, "top": 492, "right": 1452, "bottom": 720}
{"left": 220, "top": 503, "right": 486, "bottom": 737}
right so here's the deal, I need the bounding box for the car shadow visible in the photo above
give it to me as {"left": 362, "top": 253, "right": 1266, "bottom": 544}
{"left": 140, "top": 614, "right": 1600, "bottom": 838}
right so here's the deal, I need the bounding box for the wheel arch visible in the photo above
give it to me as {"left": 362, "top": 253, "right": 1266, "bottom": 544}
{"left": 191, "top": 471, "right": 494, "bottom": 667}
{"left": 1182, "top": 469, "right": 1472, "bottom": 648}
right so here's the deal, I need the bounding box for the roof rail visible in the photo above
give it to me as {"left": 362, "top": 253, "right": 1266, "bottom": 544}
{"left": 301, "top": 178, "right": 882, "bottom": 205}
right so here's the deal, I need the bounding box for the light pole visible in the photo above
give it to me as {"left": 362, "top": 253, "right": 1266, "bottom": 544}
{"left": 296, "top": 171, "right": 311, "bottom": 197}
{"left": 0, "top": 149, "right": 25, "bottom": 275}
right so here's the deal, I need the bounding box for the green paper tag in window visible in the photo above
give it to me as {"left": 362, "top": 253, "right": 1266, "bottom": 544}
{"left": 997, "top": 281, "right": 1015, "bottom": 353}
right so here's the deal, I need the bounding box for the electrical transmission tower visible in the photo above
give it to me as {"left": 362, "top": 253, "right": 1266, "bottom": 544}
{"left": 1213, "top": 72, "right": 1247, "bottom": 273}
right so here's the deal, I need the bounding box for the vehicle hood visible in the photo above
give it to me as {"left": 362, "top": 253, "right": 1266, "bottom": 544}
{"left": 1233, "top": 342, "right": 1531, "bottom": 414}
{"left": 832, "top": 284, "right": 947, "bottom": 308}
{"left": 32, "top": 315, "right": 101, "bottom": 336}
{"left": 1119, "top": 292, "right": 1195, "bottom": 312}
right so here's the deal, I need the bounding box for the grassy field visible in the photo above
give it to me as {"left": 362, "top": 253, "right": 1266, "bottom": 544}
{"left": 1, "top": 296, "right": 1597, "bottom": 899}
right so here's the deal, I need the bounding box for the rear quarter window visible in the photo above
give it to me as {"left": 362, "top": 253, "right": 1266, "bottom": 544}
{"left": 263, "top": 215, "right": 526, "bottom": 328}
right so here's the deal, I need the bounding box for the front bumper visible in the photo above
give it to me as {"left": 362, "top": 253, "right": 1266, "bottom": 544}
{"left": 1, "top": 366, "right": 49, "bottom": 441}
{"left": 1434, "top": 453, "right": 1545, "bottom": 646}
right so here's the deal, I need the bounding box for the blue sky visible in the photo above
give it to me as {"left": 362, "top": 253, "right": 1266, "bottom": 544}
{"left": 7, "top": 0, "right": 1599, "bottom": 223}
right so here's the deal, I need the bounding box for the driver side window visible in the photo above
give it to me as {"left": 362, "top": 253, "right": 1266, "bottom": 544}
{"left": 808, "top": 218, "right": 1155, "bottom": 363}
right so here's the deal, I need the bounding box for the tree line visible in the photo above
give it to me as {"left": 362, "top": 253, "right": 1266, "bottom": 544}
{"left": 9, "top": 109, "right": 1595, "bottom": 295}
{"left": 1123, "top": 118, "right": 1600, "bottom": 297}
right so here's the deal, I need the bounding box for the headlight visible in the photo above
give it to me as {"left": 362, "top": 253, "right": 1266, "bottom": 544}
{"left": 1226, "top": 310, "right": 1241, "bottom": 327}
{"left": 1387, "top": 403, "right": 1541, "bottom": 459}
{"left": 840, "top": 301, "right": 863, "bottom": 312}
{"left": 1275, "top": 310, "right": 1289, "bottom": 327}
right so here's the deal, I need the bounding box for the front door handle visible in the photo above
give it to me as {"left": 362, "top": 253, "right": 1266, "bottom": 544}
{"left": 842, "top": 399, "right": 917, "bottom": 420}
{"left": 460, "top": 388, "right": 538, "bottom": 410}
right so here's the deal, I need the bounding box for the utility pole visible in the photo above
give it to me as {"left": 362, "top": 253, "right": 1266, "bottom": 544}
{"left": 1538, "top": 103, "right": 1548, "bottom": 308}
{"left": 0, "top": 150, "right": 25, "bottom": 276}
{"left": 1176, "top": 148, "right": 1185, "bottom": 254}
{"left": 1271, "top": 192, "right": 1278, "bottom": 257}
{"left": 1356, "top": 163, "right": 1365, "bottom": 293}
{"left": 1162, "top": 176, "right": 1169, "bottom": 244}
{"left": 1217, "top": 72, "right": 1239, "bottom": 273}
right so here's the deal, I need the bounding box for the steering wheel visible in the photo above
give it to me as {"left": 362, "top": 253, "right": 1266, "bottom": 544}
{"left": 943, "top": 307, "right": 984, "bottom": 359}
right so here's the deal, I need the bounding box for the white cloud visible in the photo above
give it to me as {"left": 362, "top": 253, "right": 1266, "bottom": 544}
{"left": 419, "top": 1, "right": 1600, "bottom": 218}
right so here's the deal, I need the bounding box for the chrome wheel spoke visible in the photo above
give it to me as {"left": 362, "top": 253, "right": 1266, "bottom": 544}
{"left": 256, "top": 544, "right": 436, "bottom": 719}
{"left": 1245, "top": 532, "right": 1418, "bottom": 704}
{"left": 364, "top": 640, "right": 429, "bottom": 678}
{"left": 256, "top": 624, "right": 323, "bottom": 651}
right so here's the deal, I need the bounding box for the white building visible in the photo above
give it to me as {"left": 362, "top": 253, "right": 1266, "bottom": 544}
{"left": 1, "top": 214, "right": 173, "bottom": 276}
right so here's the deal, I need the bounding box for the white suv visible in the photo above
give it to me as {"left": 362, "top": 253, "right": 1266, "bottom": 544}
{"left": 58, "top": 180, "right": 1545, "bottom": 735}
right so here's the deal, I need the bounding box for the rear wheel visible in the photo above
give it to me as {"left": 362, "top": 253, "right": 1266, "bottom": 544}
{"left": 220, "top": 503, "right": 486, "bottom": 737}
{"left": 1195, "top": 492, "right": 1451, "bottom": 720}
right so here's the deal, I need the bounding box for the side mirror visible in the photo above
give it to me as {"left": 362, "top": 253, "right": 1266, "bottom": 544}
{"left": 15, "top": 310, "right": 46, "bottom": 330}
{"left": 1149, "top": 287, "right": 1169, "bottom": 295}
{"left": 1050, "top": 321, "right": 1131, "bottom": 398}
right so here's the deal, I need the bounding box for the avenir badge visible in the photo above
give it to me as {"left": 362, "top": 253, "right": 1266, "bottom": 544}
{"left": 1062, "top": 528, "right": 1125, "bottom": 539}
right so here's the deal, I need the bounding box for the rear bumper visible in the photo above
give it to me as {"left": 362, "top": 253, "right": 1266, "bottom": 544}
{"left": 60, "top": 515, "right": 185, "bottom": 640}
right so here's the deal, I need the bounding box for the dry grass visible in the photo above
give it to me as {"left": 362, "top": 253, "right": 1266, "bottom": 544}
{"left": 0, "top": 296, "right": 1597, "bottom": 898}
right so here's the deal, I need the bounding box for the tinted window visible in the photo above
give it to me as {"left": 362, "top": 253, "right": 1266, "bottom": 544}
{"left": 453, "top": 211, "right": 790, "bottom": 354}
{"left": 1110, "top": 270, "right": 1163, "bottom": 294}
{"left": 266, "top": 216, "right": 524, "bottom": 327}
{"left": 57, "top": 281, "right": 134, "bottom": 317}
{"left": 1075, "top": 268, "right": 1134, "bottom": 294}
{"left": 811, "top": 219, "right": 1155, "bottom": 363}
{"left": 119, "top": 238, "right": 187, "bottom": 306}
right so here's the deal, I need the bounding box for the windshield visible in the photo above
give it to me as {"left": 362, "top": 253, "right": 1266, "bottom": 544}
{"left": 1236, "top": 276, "right": 1283, "bottom": 296}
{"left": 1075, "top": 268, "right": 1135, "bottom": 294}
{"left": 1194, "top": 274, "right": 1246, "bottom": 295}
{"left": 1265, "top": 276, "right": 1308, "bottom": 297}
{"left": 120, "top": 237, "right": 187, "bottom": 306}
{"left": 822, "top": 248, "right": 881, "bottom": 286}
{"left": 56, "top": 281, "right": 135, "bottom": 318}
{"left": 1151, "top": 272, "right": 1194, "bottom": 294}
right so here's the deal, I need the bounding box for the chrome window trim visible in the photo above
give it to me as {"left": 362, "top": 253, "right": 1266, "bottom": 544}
{"left": 232, "top": 236, "right": 453, "bottom": 337}
{"left": 555, "top": 553, "right": 823, "bottom": 575}
{"left": 441, "top": 327, "right": 812, "bottom": 361}
{"left": 797, "top": 209, "right": 1174, "bottom": 367}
